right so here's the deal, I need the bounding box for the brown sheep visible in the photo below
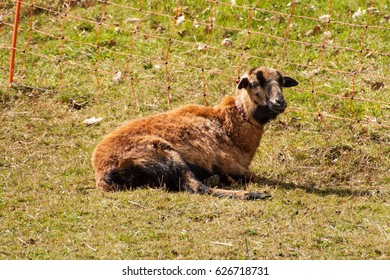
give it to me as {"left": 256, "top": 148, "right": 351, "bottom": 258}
{"left": 92, "top": 66, "right": 298, "bottom": 200}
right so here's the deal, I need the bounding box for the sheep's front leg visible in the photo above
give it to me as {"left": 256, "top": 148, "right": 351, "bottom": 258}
{"left": 219, "top": 161, "right": 263, "bottom": 185}
{"left": 181, "top": 170, "right": 269, "bottom": 200}
{"left": 180, "top": 170, "right": 210, "bottom": 194}
{"left": 230, "top": 170, "right": 263, "bottom": 184}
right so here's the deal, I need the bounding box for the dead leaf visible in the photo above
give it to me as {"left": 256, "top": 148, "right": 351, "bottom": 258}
{"left": 221, "top": 38, "right": 233, "bottom": 47}
{"left": 193, "top": 20, "right": 200, "bottom": 28}
{"left": 70, "top": 99, "right": 88, "bottom": 110}
{"left": 367, "top": 7, "right": 380, "bottom": 14}
{"left": 352, "top": 8, "right": 366, "bottom": 19}
{"left": 125, "top": 17, "right": 141, "bottom": 23}
{"left": 371, "top": 81, "right": 384, "bottom": 91}
{"left": 319, "top": 14, "right": 330, "bottom": 23}
{"left": 323, "top": 31, "right": 332, "bottom": 39}
{"left": 323, "top": 31, "right": 333, "bottom": 43}
{"left": 364, "top": 116, "right": 377, "bottom": 123}
{"left": 27, "top": 238, "right": 35, "bottom": 245}
{"left": 287, "top": 0, "right": 300, "bottom": 7}
{"left": 155, "top": 24, "right": 166, "bottom": 33}
{"left": 83, "top": 117, "right": 103, "bottom": 126}
{"left": 197, "top": 43, "right": 206, "bottom": 50}
{"left": 305, "top": 25, "right": 321, "bottom": 36}
{"left": 365, "top": 52, "right": 373, "bottom": 58}
{"left": 112, "top": 71, "right": 122, "bottom": 83}
{"left": 176, "top": 15, "right": 185, "bottom": 25}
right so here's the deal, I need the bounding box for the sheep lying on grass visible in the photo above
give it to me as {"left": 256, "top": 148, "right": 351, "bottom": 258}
{"left": 92, "top": 66, "right": 298, "bottom": 200}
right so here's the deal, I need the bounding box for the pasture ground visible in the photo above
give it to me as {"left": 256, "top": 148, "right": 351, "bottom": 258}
{"left": 0, "top": 0, "right": 389, "bottom": 259}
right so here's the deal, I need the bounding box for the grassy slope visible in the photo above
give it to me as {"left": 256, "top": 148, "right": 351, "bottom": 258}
{"left": 0, "top": 0, "right": 389, "bottom": 259}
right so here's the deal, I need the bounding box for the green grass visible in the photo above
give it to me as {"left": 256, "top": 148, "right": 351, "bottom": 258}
{"left": 0, "top": 0, "right": 389, "bottom": 259}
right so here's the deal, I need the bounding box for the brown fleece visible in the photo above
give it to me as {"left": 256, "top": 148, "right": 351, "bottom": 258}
{"left": 92, "top": 66, "right": 298, "bottom": 200}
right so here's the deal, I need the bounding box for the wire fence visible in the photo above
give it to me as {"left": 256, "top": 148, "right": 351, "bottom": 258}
{"left": 1, "top": 0, "right": 389, "bottom": 130}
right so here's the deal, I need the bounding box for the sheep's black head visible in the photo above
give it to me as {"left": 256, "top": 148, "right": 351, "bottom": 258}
{"left": 237, "top": 66, "right": 298, "bottom": 124}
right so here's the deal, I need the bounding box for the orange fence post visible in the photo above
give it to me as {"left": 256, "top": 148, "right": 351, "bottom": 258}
{"left": 9, "top": 0, "right": 22, "bottom": 87}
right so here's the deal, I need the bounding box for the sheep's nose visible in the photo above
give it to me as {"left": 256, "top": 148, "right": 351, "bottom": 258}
{"left": 269, "top": 97, "right": 286, "bottom": 109}
{"left": 267, "top": 97, "right": 286, "bottom": 114}
{"left": 275, "top": 97, "right": 285, "bottom": 106}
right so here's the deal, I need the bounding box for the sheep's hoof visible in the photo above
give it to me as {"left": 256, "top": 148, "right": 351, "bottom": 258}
{"left": 250, "top": 175, "right": 263, "bottom": 184}
{"left": 245, "top": 191, "right": 271, "bottom": 200}
{"left": 204, "top": 175, "right": 220, "bottom": 186}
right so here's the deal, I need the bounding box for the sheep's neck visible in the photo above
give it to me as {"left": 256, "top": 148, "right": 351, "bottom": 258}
{"left": 219, "top": 96, "right": 264, "bottom": 160}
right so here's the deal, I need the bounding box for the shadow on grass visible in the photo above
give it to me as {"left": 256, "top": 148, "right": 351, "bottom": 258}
{"left": 259, "top": 177, "right": 372, "bottom": 197}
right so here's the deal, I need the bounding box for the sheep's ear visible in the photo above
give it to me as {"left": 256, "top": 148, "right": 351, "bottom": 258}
{"left": 283, "top": 76, "right": 299, "bottom": 87}
{"left": 238, "top": 76, "right": 249, "bottom": 89}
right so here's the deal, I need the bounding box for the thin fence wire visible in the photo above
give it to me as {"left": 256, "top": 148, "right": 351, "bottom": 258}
{"left": 1, "top": 0, "right": 389, "bottom": 130}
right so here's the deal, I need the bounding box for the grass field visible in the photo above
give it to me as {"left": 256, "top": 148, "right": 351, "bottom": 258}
{"left": 0, "top": 0, "right": 389, "bottom": 259}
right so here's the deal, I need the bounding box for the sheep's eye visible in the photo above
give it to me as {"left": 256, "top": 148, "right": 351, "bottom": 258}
{"left": 250, "top": 83, "right": 258, "bottom": 88}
